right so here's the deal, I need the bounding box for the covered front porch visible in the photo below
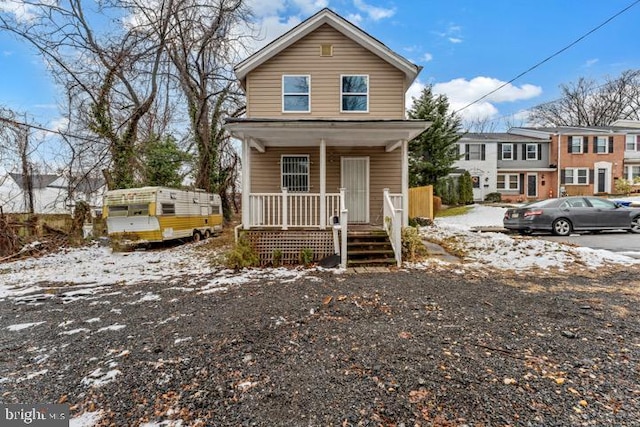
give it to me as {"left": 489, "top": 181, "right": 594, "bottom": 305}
{"left": 225, "top": 118, "right": 429, "bottom": 267}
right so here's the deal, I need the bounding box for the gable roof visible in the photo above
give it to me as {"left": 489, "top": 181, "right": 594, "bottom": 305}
{"left": 235, "top": 8, "right": 422, "bottom": 90}
{"left": 8, "top": 173, "right": 60, "bottom": 190}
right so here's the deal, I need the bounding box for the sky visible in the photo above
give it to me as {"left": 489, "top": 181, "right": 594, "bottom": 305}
{"left": 1, "top": 0, "right": 640, "bottom": 137}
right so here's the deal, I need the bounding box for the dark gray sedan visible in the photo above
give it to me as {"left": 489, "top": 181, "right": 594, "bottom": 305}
{"left": 503, "top": 196, "right": 640, "bottom": 236}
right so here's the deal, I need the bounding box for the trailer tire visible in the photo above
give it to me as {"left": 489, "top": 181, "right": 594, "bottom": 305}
{"left": 192, "top": 231, "right": 202, "bottom": 242}
{"left": 203, "top": 230, "right": 211, "bottom": 239}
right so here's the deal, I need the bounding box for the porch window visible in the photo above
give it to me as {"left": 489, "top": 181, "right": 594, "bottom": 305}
{"left": 282, "top": 75, "right": 310, "bottom": 112}
{"left": 341, "top": 75, "right": 368, "bottom": 112}
{"left": 281, "top": 155, "right": 309, "bottom": 192}
{"left": 497, "top": 174, "right": 518, "bottom": 190}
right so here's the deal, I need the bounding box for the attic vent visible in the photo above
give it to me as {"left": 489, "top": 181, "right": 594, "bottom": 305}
{"left": 320, "top": 44, "right": 333, "bottom": 56}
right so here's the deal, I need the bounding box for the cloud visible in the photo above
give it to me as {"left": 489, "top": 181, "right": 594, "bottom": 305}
{"left": 405, "top": 77, "right": 542, "bottom": 122}
{"left": 421, "top": 52, "right": 433, "bottom": 62}
{"left": 3, "top": 51, "right": 13, "bottom": 57}
{"left": 0, "top": 1, "right": 38, "bottom": 22}
{"left": 448, "top": 37, "right": 462, "bottom": 44}
{"left": 434, "top": 23, "right": 463, "bottom": 44}
{"left": 347, "top": 13, "right": 364, "bottom": 26}
{"left": 352, "top": 0, "right": 395, "bottom": 21}
{"left": 584, "top": 58, "right": 599, "bottom": 67}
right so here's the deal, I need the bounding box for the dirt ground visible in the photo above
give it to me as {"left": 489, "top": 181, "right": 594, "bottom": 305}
{"left": 1, "top": 265, "right": 639, "bottom": 426}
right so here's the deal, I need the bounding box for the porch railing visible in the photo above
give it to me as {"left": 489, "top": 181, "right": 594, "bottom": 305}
{"left": 248, "top": 189, "right": 341, "bottom": 229}
{"left": 383, "top": 188, "right": 402, "bottom": 267}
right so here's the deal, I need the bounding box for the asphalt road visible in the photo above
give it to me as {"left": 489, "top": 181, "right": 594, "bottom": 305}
{"left": 539, "top": 230, "right": 640, "bottom": 258}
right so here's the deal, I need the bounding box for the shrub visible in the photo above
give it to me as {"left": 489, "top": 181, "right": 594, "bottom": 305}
{"left": 484, "top": 192, "right": 502, "bottom": 203}
{"left": 224, "top": 237, "right": 259, "bottom": 270}
{"left": 401, "top": 226, "right": 427, "bottom": 261}
{"left": 458, "top": 171, "right": 474, "bottom": 205}
{"left": 615, "top": 178, "right": 632, "bottom": 195}
{"left": 272, "top": 249, "right": 283, "bottom": 267}
{"left": 299, "top": 248, "right": 313, "bottom": 266}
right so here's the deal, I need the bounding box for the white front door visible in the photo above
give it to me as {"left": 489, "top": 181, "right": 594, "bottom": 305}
{"left": 341, "top": 157, "right": 369, "bottom": 223}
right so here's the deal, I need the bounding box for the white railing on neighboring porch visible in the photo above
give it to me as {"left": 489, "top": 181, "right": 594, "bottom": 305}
{"left": 383, "top": 188, "right": 402, "bottom": 267}
{"left": 248, "top": 188, "right": 341, "bottom": 229}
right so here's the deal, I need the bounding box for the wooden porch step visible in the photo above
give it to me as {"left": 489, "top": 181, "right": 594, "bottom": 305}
{"left": 348, "top": 249, "right": 395, "bottom": 257}
{"left": 346, "top": 229, "right": 396, "bottom": 267}
{"left": 347, "top": 258, "right": 397, "bottom": 266}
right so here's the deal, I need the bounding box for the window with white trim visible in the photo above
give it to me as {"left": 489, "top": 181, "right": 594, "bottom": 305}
{"left": 501, "top": 144, "right": 514, "bottom": 160}
{"left": 565, "top": 168, "right": 588, "bottom": 185}
{"left": 624, "top": 165, "right": 640, "bottom": 181}
{"left": 341, "top": 75, "right": 368, "bottom": 112}
{"left": 282, "top": 75, "right": 310, "bottom": 112}
{"left": 281, "top": 155, "right": 309, "bottom": 192}
{"left": 526, "top": 143, "right": 538, "bottom": 160}
{"left": 595, "top": 136, "right": 608, "bottom": 153}
{"left": 497, "top": 173, "right": 519, "bottom": 190}
{"left": 570, "top": 136, "right": 583, "bottom": 153}
{"left": 626, "top": 134, "right": 640, "bottom": 151}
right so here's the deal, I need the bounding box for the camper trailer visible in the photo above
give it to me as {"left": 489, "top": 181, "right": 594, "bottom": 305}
{"left": 103, "top": 187, "right": 223, "bottom": 244}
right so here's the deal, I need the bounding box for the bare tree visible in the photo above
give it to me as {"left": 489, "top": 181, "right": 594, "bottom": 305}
{"left": 529, "top": 70, "right": 640, "bottom": 126}
{"left": 157, "top": 0, "right": 252, "bottom": 220}
{"left": 0, "top": 110, "right": 36, "bottom": 213}
{"left": 0, "top": 0, "right": 176, "bottom": 190}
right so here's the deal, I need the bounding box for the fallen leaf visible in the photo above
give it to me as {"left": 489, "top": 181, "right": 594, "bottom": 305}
{"left": 503, "top": 378, "right": 517, "bottom": 385}
{"left": 337, "top": 295, "right": 347, "bottom": 301}
{"left": 322, "top": 296, "right": 333, "bottom": 305}
{"left": 398, "top": 331, "right": 412, "bottom": 339}
{"left": 579, "top": 400, "right": 588, "bottom": 407}
{"left": 555, "top": 378, "right": 566, "bottom": 385}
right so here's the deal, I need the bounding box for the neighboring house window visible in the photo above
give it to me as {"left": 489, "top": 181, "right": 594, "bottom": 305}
{"left": 626, "top": 135, "right": 640, "bottom": 151}
{"left": 564, "top": 168, "right": 589, "bottom": 185}
{"left": 595, "top": 136, "right": 608, "bottom": 153}
{"left": 341, "top": 75, "right": 368, "bottom": 112}
{"left": 501, "top": 144, "right": 514, "bottom": 160}
{"left": 281, "top": 155, "right": 309, "bottom": 192}
{"left": 464, "top": 143, "right": 485, "bottom": 160}
{"left": 526, "top": 144, "right": 538, "bottom": 160}
{"left": 497, "top": 173, "right": 519, "bottom": 190}
{"left": 624, "top": 165, "right": 640, "bottom": 181}
{"left": 161, "top": 203, "right": 175, "bottom": 214}
{"left": 568, "top": 136, "right": 584, "bottom": 153}
{"left": 282, "top": 75, "right": 310, "bottom": 112}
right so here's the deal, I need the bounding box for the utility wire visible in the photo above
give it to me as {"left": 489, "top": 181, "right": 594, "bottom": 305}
{"left": 456, "top": 0, "right": 640, "bottom": 113}
{"left": 0, "top": 115, "right": 99, "bottom": 143}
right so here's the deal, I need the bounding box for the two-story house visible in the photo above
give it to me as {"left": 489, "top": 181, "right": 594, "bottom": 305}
{"left": 225, "top": 8, "right": 430, "bottom": 267}
{"left": 453, "top": 132, "right": 552, "bottom": 202}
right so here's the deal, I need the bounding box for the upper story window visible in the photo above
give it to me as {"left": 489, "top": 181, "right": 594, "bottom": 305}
{"left": 281, "top": 155, "right": 309, "bottom": 192}
{"left": 626, "top": 135, "right": 640, "bottom": 151}
{"left": 526, "top": 144, "right": 538, "bottom": 160}
{"left": 595, "top": 136, "right": 609, "bottom": 153}
{"left": 282, "top": 75, "right": 310, "bottom": 112}
{"left": 464, "top": 143, "right": 485, "bottom": 161}
{"left": 501, "top": 143, "right": 514, "bottom": 160}
{"left": 341, "top": 75, "right": 368, "bottom": 112}
{"left": 568, "top": 136, "right": 585, "bottom": 154}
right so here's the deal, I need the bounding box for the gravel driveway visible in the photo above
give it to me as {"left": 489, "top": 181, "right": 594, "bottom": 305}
{"left": 1, "top": 266, "right": 639, "bottom": 426}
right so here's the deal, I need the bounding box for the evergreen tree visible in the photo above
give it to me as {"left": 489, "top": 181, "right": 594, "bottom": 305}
{"left": 140, "top": 134, "right": 191, "bottom": 188}
{"left": 458, "top": 171, "right": 474, "bottom": 205}
{"left": 407, "top": 86, "right": 463, "bottom": 187}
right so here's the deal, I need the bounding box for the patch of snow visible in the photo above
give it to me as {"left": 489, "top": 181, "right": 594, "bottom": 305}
{"left": 59, "top": 328, "right": 91, "bottom": 336}
{"left": 140, "top": 420, "right": 184, "bottom": 427}
{"left": 133, "top": 292, "right": 161, "bottom": 303}
{"left": 70, "top": 411, "right": 103, "bottom": 427}
{"left": 85, "top": 318, "right": 101, "bottom": 323}
{"left": 81, "top": 368, "right": 121, "bottom": 387}
{"left": 7, "top": 321, "right": 46, "bottom": 331}
{"left": 96, "top": 324, "right": 126, "bottom": 332}
{"left": 16, "top": 369, "right": 48, "bottom": 382}
{"left": 174, "top": 337, "right": 192, "bottom": 344}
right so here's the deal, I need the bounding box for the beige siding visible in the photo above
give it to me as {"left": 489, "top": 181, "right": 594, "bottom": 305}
{"left": 250, "top": 146, "right": 401, "bottom": 225}
{"left": 246, "top": 24, "right": 406, "bottom": 119}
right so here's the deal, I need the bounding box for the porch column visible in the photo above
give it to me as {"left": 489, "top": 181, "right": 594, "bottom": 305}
{"left": 319, "top": 139, "right": 326, "bottom": 229}
{"left": 241, "top": 137, "right": 251, "bottom": 229}
{"left": 401, "top": 139, "right": 409, "bottom": 227}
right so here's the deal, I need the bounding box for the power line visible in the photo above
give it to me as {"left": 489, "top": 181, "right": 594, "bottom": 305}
{"left": 0, "top": 115, "right": 100, "bottom": 143}
{"left": 456, "top": 0, "right": 640, "bottom": 114}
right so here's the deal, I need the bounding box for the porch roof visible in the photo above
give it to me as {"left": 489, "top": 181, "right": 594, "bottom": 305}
{"left": 225, "top": 118, "right": 431, "bottom": 149}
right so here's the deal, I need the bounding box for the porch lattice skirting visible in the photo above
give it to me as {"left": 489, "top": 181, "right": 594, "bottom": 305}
{"left": 243, "top": 229, "right": 335, "bottom": 266}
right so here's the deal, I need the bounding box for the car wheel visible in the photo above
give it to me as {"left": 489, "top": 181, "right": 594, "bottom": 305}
{"left": 192, "top": 231, "right": 202, "bottom": 242}
{"left": 630, "top": 216, "right": 640, "bottom": 234}
{"left": 552, "top": 218, "right": 572, "bottom": 236}
{"left": 203, "top": 230, "right": 211, "bottom": 239}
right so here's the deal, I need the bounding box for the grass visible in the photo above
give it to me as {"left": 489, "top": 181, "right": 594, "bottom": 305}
{"left": 435, "top": 205, "right": 474, "bottom": 218}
